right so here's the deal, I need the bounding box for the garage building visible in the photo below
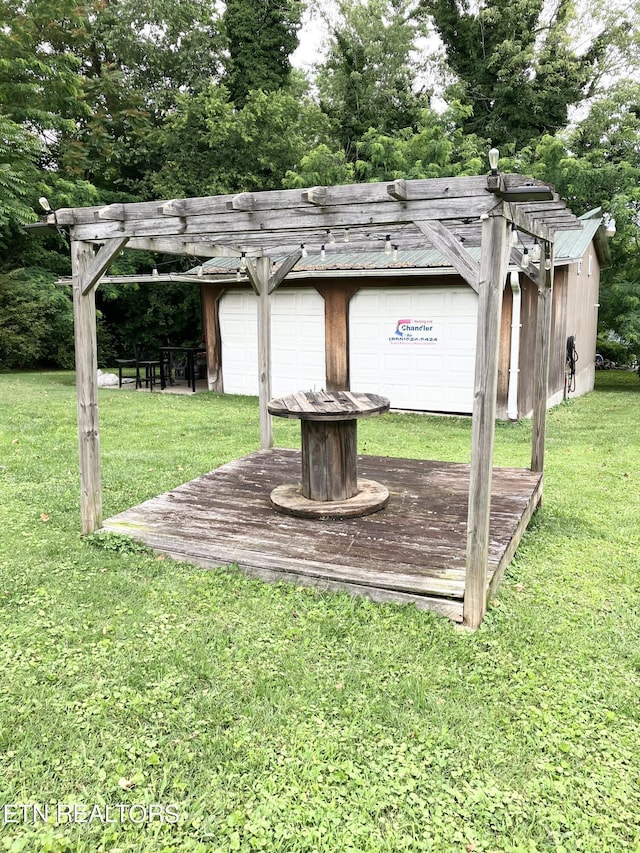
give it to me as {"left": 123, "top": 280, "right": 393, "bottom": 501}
{"left": 202, "top": 208, "right": 610, "bottom": 419}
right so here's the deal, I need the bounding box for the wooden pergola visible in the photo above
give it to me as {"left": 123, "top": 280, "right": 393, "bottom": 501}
{"left": 48, "top": 170, "right": 581, "bottom": 628}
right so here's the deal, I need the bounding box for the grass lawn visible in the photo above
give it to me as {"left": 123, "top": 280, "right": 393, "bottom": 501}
{"left": 0, "top": 369, "right": 639, "bottom": 852}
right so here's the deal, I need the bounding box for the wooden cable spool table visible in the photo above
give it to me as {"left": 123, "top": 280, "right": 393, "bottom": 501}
{"left": 267, "top": 390, "right": 390, "bottom": 518}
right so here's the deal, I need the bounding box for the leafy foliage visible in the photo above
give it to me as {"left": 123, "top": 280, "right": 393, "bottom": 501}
{"left": 0, "top": 115, "right": 40, "bottom": 230}
{"left": 283, "top": 143, "right": 356, "bottom": 188}
{"left": 0, "top": 270, "right": 75, "bottom": 368}
{"left": 354, "top": 103, "right": 486, "bottom": 180}
{"left": 0, "top": 0, "right": 88, "bottom": 146}
{"left": 66, "top": 0, "right": 225, "bottom": 194}
{"left": 143, "top": 82, "right": 332, "bottom": 198}
{"left": 223, "top": 0, "right": 303, "bottom": 105}
{"left": 422, "top": 0, "right": 607, "bottom": 148}
{"left": 0, "top": 0, "right": 226, "bottom": 197}
{"left": 1, "top": 0, "right": 639, "bottom": 363}
{"left": 96, "top": 279, "right": 205, "bottom": 361}
{"left": 0, "top": 0, "right": 232, "bottom": 362}
{"left": 516, "top": 82, "right": 640, "bottom": 357}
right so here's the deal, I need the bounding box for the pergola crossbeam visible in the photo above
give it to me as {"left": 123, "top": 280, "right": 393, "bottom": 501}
{"left": 125, "top": 237, "right": 247, "bottom": 257}
{"left": 51, "top": 173, "right": 560, "bottom": 227}
{"left": 387, "top": 176, "right": 489, "bottom": 201}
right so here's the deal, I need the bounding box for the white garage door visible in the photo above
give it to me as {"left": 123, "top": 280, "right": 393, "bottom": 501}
{"left": 349, "top": 287, "right": 478, "bottom": 413}
{"left": 220, "top": 288, "right": 326, "bottom": 396}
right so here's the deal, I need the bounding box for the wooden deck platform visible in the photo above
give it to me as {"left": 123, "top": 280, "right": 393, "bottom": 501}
{"left": 102, "top": 449, "right": 543, "bottom": 622}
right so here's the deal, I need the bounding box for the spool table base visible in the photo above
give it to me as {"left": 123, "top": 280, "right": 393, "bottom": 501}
{"left": 270, "top": 478, "right": 389, "bottom": 519}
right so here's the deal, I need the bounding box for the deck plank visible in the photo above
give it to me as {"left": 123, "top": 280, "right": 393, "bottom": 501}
{"left": 102, "top": 449, "right": 542, "bottom": 621}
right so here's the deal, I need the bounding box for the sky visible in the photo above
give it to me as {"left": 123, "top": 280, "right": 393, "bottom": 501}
{"left": 291, "top": 5, "right": 331, "bottom": 75}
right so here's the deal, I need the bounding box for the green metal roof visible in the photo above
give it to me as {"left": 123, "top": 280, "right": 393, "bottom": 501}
{"left": 553, "top": 209, "right": 608, "bottom": 266}
{"left": 200, "top": 247, "right": 479, "bottom": 275}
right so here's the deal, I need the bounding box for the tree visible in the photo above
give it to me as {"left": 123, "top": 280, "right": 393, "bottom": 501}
{"left": 0, "top": 0, "right": 226, "bottom": 198}
{"left": 568, "top": 85, "right": 640, "bottom": 358}
{"left": 88, "top": 0, "right": 225, "bottom": 108}
{"left": 143, "top": 79, "right": 332, "bottom": 198}
{"left": 284, "top": 144, "right": 355, "bottom": 188}
{"left": 421, "top": 0, "right": 612, "bottom": 149}
{"left": 316, "top": 0, "right": 431, "bottom": 160}
{"left": 66, "top": 0, "right": 226, "bottom": 194}
{"left": 0, "top": 0, "right": 216, "bottom": 364}
{"left": 284, "top": 100, "right": 486, "bottom": 186}
{"left": 0, "top": 0, "right": 227, "bottom": 349}
{"left": 0, "top": 269, "right": 75, "bottom": 369}
{"left": 223, "top": 0, "right": 303, "bottom": 105}
{"left": 0, "top": 0, "right": 89, "bottom": 151}
{"left": 354, "top": 102, "right": 486, "bottom": 180}
{"left": 96, "top": 279, "right": 204, "bottom": 362}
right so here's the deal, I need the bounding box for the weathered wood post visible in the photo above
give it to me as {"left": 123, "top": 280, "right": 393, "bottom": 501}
{"left": 245, "top": 257, "right": 274, "bottom": 449}
{"left": 314, "top": 282, "right": 360, "bottom": 391}
{"left": 71, "top": 236, "right": 128, "bottom": 534}
{"left": 72, "top": 240, "right": 102, "bottom": 534}
{"left": 531, "top": 242, "right": 554, "bottom": 473}
{"left": 246, "top": 251, "right": 302, "bottom": 450}
{"left": 464, "top": 211, "right": 510, "bottom": 629}
{"left": 71, "top": 234, "right": 127, "bottom": 533}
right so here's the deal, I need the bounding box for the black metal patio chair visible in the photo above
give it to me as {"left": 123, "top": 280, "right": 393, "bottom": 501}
{"left": 134, "top": 343, "right": 161, "bottom": 390}
{"left": 114, "top": 354, "right": 137, "bottom": 388}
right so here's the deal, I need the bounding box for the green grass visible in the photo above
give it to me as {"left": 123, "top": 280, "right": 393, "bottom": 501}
{"left": 0, "top": 370, "right": 639, "bottom": 852}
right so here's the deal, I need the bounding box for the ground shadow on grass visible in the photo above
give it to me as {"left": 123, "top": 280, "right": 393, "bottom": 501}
{"left": 594, "top": 370, "right": 640, "bottom": 392}
{"left": 7, "top": 369, "right": 78, "bottom": 387}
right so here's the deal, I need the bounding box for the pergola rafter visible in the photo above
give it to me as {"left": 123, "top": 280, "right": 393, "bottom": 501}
{"left": 53, "top": 172, "right": 575, "bottom": 628}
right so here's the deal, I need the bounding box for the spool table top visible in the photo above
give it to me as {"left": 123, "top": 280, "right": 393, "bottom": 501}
{"left": 268, "top": 390, "right": 390, "bottom": 422}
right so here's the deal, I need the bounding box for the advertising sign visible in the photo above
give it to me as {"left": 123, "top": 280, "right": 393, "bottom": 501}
{"left": 389, "top": 319, "right": 438, "bottom": 344}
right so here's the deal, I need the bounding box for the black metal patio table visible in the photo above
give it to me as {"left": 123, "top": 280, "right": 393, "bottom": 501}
{"left": 159, "top": 346, "right": 205, "bottom": 393}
